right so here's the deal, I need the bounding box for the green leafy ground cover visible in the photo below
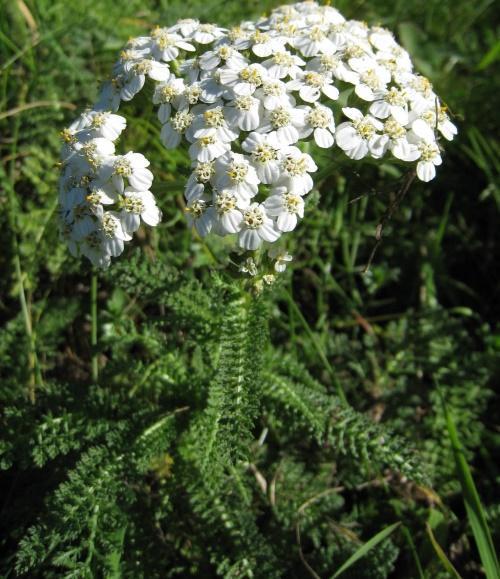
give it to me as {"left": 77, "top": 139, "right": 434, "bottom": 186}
{"left": 0, "top": 0, "right": 499, "bottom": 577}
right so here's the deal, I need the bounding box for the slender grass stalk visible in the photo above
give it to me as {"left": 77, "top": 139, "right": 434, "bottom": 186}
{"left": 283, "top": 288, "right": 347, "bottom": 404}
{"left": 13, "top": 252, "right": 40, "bottom": 403}
{"left": 91, "top": 269, "right": 99, "bottom": 382}
{"left": 402, "top": 525, "right": 425, "bottom": 579}
{"left": 332, "top": 522, "right": 401, "bottom": 578}
{"left": 425, "top": 523, "right": 462, "bottom": 579}
{"left": 5, "top": 80, "right": 42, "bottom": 402}
{"left": 441, "top": 393, "right": 500, "bottom": 579}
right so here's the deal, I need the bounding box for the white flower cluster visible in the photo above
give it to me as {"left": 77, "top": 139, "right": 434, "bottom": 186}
{"left": 58, "top": 113, "right": 161, "bottom": 267}
{"left": 59, "top": 1, "right": 456, "bottom": 269}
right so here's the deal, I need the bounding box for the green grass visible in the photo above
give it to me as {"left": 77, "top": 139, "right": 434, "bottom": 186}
{"left": 0, "top": 0, "right": 499, "bottom": 577}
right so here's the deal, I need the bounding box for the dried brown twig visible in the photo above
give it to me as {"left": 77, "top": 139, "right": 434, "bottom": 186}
{"left": 363, "top": 170, "right": 417, "bottom": 274}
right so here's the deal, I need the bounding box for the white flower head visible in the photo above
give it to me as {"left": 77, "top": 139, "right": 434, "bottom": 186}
{"left": 262, "top": 51, "right": 305, "bottom": 80}
{"left": 161, "top": 109, "right": 195, "bottom": 149}
{"left": 185, "top": 161, "right": 215, "bottom": 201}
{"left": 119, "top": 188, "right": 161, "bottom": 234}
{"left": 350, "top": 58, "right": 392, "bottom": 101}
{"left": 188, "top": 131, "right": 231, "bottom": 163}
{"left": 264, "top": 186, "right": 305, "bottom": 232}
{"left": 370, "top": 117, "right": 419, "bottom": 162}
{"left": 415, "top": 141, "right": 442, "bottom": 182}
{"left": 103, "top": 152, "right": 153, "bottom": 194}
{"left": 224, "top": 94, "right": 262, "bottom": 131}
{"left": 239, "top": 257, "right": 258, "bottom": 276}
{"left": 219, "top": 62, "right": 267, "bottom": 96}
{"left": 369, "top": 87, "right": 409, "bottom": 125}
{"left": 149, "top": 28, "right": 195, "bottom": 61}
{"left": 287, "top": 71, "right": 339, "bottom": 103}
{"left": 188, "top": 104, "right": 238, "bottom": 143}
{"left": 255, "top": 79, "right": 295, "bottom": 111}
{"left": 293, "top": 25, "right": 336, "bottom": 57}
{"left": 258, "top": 105, "right": 307, "bottom": 147}
{"left": 214, "top": 152, "right": 260, "bottom": 202}
{"left": 185, "top": 198, "right": 216, "bottom": 236}
{"left": 121, "top": 58, "right": 171, "bottom": 101}
{"left": 238, "top": 202, "right": 281, "bottom": 250}
{"left": 199, "top": 42, "right": 246, "bottom": 71}
{"left": 242, "top": 132, "right": 282, "bottom": 185}
{"left": 213, "top": 189, "right": 247, "bottom": 234}
{"left": 303, "top": 103, "right": 336, "bottom": 148}
{"left": 250, "top": 29, "right": 287, "bottom": 58}
{"left": 81, "top": 111, "right": 127, "bottom": 141}
{"left": 278, "top": 147, "right": 317, "bottom": 195}
{"left": 153, "top": 78, "right": 186, "bottom": 123}
{"left": 268, "top": 246, "right": 293, "bottom": 273}
{"left": 192, "top": 23, "right": 226, "bottom": 45}
{"left": 336, "top": 108, "right": 383, "bottom": 160}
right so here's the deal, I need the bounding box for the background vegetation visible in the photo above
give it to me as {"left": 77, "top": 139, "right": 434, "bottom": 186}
{"left": 0, "top": 0, "right": 499, "bottom": 576}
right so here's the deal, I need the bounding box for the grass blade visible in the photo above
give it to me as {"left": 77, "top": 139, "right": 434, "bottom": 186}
{"left": 332, "top": 522, "right": 401, "bottom": 578}
{"left": 426, "top": 522, "right": 462, "bottom": 579}
{"left": 402, "top": 525, "right": 425, "bottom": 579}
{"left": 441, "top": 394, "right": 500, "bottom": 579}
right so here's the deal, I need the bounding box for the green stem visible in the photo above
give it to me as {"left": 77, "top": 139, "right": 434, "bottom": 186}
{"left": 283, "top": 288, "right": 347, "bottom": 404}
{"left": 14, "top": 251, "right": 40, "bottom": 402}
{"left": 91, "top": 269, "right": 98, "bottom": 382}
{"left": 6, "top": 82, "right": 41, "bottom": 401}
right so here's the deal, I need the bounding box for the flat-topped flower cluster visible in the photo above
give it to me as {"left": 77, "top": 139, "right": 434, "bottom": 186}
{"left": 59, "top": 1, "right": 457, "bottom": 268}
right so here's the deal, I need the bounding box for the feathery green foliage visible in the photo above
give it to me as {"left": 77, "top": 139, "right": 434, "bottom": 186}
{"left": 1, "top": 0, "right": 499, "bottom": 576}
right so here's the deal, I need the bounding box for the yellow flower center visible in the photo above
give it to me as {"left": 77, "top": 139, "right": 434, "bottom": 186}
{"left": 243, "top": 207, "right": 264, "bottom": 229}
{"left": 227, "top": 162, "right": 248, "bottom": 183}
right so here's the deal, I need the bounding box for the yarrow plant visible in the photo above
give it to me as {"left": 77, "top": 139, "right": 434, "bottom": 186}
{"left": 58, "top": 1, "right": 457, "bottom": 271}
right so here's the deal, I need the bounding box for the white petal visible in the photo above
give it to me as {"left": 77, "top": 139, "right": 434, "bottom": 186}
{"left": 391, "top": 106, "right": 408, "bottom": 125}
{"left": 346, "top": 140, "right": 369, "bottom": 160}
{"left": 121, "top": 75, "right": 145, "bottom": 101}
{"left": 392, "top": 140, "right": 419, "bottom": 162}
{"left": 370, "top": 135, "right": 390, "bottom": 158}
{"left": 220, "top": 210, "right": 243, "bottom": 234}
{"left": 417, "top": 161, "right": 436, "bottom": 182}
{"left": 177, "top": 40, "right": 195, "bottom": 52}
{"left": 112, "top": 174, "right": 125, "bottom": 194}
{"left": 263, "top": 195, "right": 283, "bottom": 216}
{"left": 121, "top": 212, "right": 141, "bottom": 233}
{"left": 277, "top": 125, "right": 299, "bottom": 145}
{"left": 277, "top": 212, "right": 297, "bottom": 232}
{"left": 299, "top": 86, "right": 320, "bottom": 103}
{"left": 369, "top": 100, "right": 390, "bottom": 119}
{"left": 289, "top": 174, "right": 313, "bottom": 196}
{"left": 259, "top": 220, "right": 281, "bottom": 242}
{"left": 342, "top": 107, "right": 363, "bottom": 121}
{"left": 239, "top": 229, "right": 261, "bottom": 250}
{"left": 335, "top": 126, "right": 360, "bottom": 150}
{"left": 127, "top": 152, "right": 149, "bottom": 168}
{"left": 200, "top": 52, "right": 220, "bottom": 70}
{"left": 322, "top": 84, "right": 339, "bottom": 100}
{"left": 158, "top": 103, "right": 172, "bottom": 124}
{"left": 314, "top": 128, "right": 334, "bottom": 148}
{"left": 107, "top": 237, "right": 125, "bottom": 257}
{"left": 257, "top": 162, "right": 280, "bottom": 184}
{"left": 142, "top": 205, "right": 161, "bottom": 226}
{"left": 129, "top": 168, "right": 153, "bottom": 191}
{"left": 240, "top": 109, "right": 260, "bottom": 131}
{"left": 412, "top": 119, "right": 435, "bottom": 142}
{"left": 161, "top": 123, "right": 182, "bottom": 149}
{"left": 195, "top": 210, "right": 215, "bottom": 236}
{"left": 149, "top": 62, "right": 170, "bottom": 81}
{"left": 252, "top": 43, "right": 272, "bottom": 58}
